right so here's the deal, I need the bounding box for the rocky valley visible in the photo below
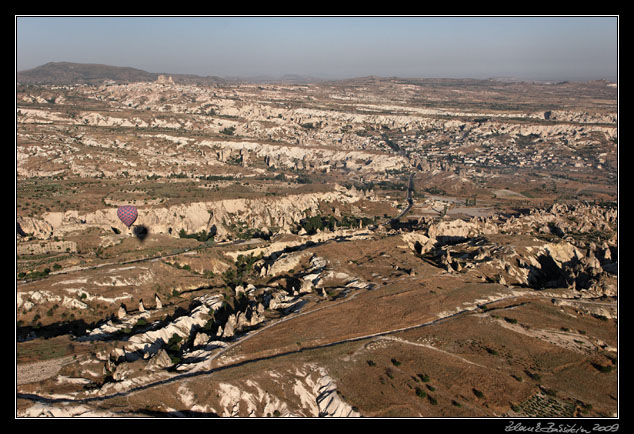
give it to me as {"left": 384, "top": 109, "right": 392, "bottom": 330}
{"left": 16, "top": 70, "right": 618, "bottom": 419}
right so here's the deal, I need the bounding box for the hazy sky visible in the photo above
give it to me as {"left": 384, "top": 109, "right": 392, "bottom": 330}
{"left": 15, "top": 16, "right": 618, "bottom": 81}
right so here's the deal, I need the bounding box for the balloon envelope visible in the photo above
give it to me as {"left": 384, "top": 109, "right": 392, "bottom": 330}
{"left": 117, "top": 205, "right": 138, "bottom": 228}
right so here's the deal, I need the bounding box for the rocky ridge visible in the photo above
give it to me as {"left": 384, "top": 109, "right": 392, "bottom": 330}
{"left": 405, "top": 203, "right": 617, "bottom": 298}
{"left": 17, "top": 78, "right": 616, "bottom": 181}
{"left": 17, "top": 185, "right": 373, "bottom": 242}
{"left": 17, "top": 199, "right": 617, "bottom": 417}
{"left": 16, "top": 76, "right": 618, "bottom": 418}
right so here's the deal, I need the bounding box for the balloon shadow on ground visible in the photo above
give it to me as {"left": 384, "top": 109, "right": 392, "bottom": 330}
{"left": 133, "top": 225, "right": 149, "bottom": 242}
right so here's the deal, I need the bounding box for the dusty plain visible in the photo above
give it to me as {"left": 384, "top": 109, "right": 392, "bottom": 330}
{"left": 16, "top": 71, "right": 617, "bottom": 418}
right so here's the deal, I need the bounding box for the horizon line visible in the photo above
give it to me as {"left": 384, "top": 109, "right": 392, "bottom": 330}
{"left": 16, "top": 61, "right": 618, "bottom": 84}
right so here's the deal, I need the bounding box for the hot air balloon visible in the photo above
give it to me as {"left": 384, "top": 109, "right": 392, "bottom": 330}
{"left": 117, "top": 205, "right": 138, "bottom": 228}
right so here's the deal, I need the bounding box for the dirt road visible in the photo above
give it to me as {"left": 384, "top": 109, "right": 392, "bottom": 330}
{"left": 17, "top": 356, "right": 75, "bottom": 386}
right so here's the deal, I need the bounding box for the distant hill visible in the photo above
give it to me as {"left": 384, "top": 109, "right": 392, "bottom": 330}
{"left": 17, "top": 62, "right": 225, "bottom": 86}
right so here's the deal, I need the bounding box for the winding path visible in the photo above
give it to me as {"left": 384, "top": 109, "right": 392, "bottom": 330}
{"left": 17, "top": 287, "right": 549, "bottom": 405}
{"left": 390, "top": 172, "right": 415, "bottom": 223}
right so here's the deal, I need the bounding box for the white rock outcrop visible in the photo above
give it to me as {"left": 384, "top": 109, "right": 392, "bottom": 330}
{"left": 19, "top": 186, "right": 372, "bottom": 242}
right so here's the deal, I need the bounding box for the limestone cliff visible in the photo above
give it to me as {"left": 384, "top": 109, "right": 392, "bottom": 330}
{"left": 18, "top": 186, "right": 373, "bottom": 241}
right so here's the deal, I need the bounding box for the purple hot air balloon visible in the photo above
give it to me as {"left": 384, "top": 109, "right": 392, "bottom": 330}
{"left": 117, "top": 205, "right": 138, "bottom": 228}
